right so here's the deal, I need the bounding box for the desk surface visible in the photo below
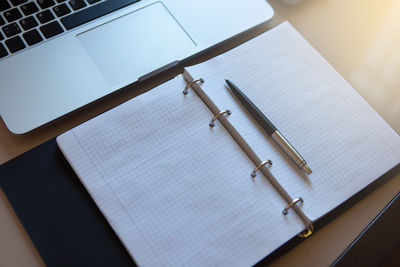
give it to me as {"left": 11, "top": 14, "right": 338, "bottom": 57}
{"left": 1, "top": 0, "right": 400, "bottom": 266}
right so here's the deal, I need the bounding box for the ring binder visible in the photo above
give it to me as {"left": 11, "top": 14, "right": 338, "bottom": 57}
{"left": 183, "top": 78, "right": 204, "bottom": 95}
{"left": 282, "top": 197, "right": 304, "bottom": 215}
{"left": 182, "top": 70, "right": 314, "bottom": 238}
{"left": 251, "top": 160, "right": 272, "bottom": 178}
{"left": 209, "top": 110, "right": 232, "bottom": 127}
{"left": 54, "top": 22, "right": 400, "bottom": 266}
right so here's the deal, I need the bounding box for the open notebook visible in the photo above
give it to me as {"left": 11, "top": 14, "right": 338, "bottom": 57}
{"left": 57, "top": 22, "right": 400, "bottom": 266}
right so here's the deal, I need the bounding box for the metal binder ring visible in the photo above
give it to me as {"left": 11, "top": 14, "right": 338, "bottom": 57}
{"left": 183, "top": 78, "right": 204, "bottom": 94}
{"left": 298, "top": 223, "right": 314, "bottom": 238}
{"left": 209, "top": 110, "right": 232, "bottom": 127}
{"left": 251, "top": 160, "right": 273, "bottom": 178}
{"left": 282, "top": 197, "right": 304, "bottom": 215}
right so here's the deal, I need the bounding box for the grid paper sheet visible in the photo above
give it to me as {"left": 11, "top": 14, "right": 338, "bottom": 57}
{"left": 186, "top": 21, "right": 400, "bottom": 221}
{"left": 57, "top": 76, "right": 306, "bottom": 266}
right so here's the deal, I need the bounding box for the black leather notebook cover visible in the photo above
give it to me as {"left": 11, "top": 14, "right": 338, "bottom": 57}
{"left": 0, "top": 139, "right": 134, "bottom": 266}
{"left": 332, "top": 192, "right": 400, "bottom": 267}
{"left": 0, "top": 138, "right": 399, "bottom": 266}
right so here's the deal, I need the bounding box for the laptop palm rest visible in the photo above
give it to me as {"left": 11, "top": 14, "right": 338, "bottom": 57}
{"left": 77, "top": 2, "right": 196, "bottom": 86}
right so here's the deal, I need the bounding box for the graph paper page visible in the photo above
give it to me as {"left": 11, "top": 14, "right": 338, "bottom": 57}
{"left": 186, "top": 21, "right": 400, "bottom": 221}
{"left": 57, "top": 76, "right": 306, "bottom": 266}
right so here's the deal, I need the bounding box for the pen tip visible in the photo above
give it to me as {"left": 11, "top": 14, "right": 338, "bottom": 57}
{"left": 303, "top": 164, "right": 312, "bottom": 175}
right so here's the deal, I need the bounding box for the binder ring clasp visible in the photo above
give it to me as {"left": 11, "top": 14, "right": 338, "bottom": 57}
{"left": 209, "top": 110, "right": 232, "bottom": 127}
{"left": 251, "top": 160, "right": 273, "bottom": 178}
{"left": 183, "top": 78, "right": 204, "bottom": 94}
{"left": 282, "top": 197, "right": 304, "bottom": 215}
{"left": 298, "top": 223, "right": 314, "bottom": 238}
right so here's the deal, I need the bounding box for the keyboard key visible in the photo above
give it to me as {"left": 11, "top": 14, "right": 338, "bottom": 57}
{"left": 87, "top": 0, "right": 101, "bottom": 4}
{"left": 0, "top": 42, "right": 8, "bottom": 58}
{"left": 0, "top": 15, "right": 5, "bottom": 25}
{"left": 39, "top": 20, "right": 63, "bottom": 38}
{"left": 56, "top": 0, "right": 66, "bottom": 3}
{"left": 20, "top": 2, "right": 39, "bottom": 16}
{"left": 37, "top": 0, "right": 54, "bottom": 9}
{"left": 20, "top": 16, "right": 38, "bottom": 30}
{"left": 23, "top": 28, "right": 42, "bottom": 45}
{"left": 36, "top": 9, "right": 54, "bottom": 23}
{"left": 53, "top": 3, "right": 70, "bottom": 17}
{"left": 0, "top": 0, "right": 11, "bottom": 12}
{"left": 68, "top": 0, "right": 85, "bottom": 11}
{"left": 5, "top": 35, "right": 25, "bottom": 52}
{"left": 62, "top": 0, "right": 140, "bottom": 30}
{"left": 10, "top": 0, "right": 27, "bottom": 6}
{"left": 0, "top": 31, "right": 3, "bottom": 40}
{"left": 2, "top": 22, "right": 20, "bottom": 37}
{"left": 4, "top": 7, "right": 22, "bottom": 22}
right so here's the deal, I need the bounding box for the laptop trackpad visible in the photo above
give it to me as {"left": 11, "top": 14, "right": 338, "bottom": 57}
{"left": 77, "top": 2, "right": 196, "bottom": 86}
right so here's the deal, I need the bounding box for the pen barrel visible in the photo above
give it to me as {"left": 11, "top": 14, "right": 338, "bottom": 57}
{"left": 271, "top": 130, "right": 308, "bottom": 170}
{"left": 227, "top": 79, "right": 276, "bottom": 135}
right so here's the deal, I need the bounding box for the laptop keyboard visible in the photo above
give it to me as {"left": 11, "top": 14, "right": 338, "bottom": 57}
{"left": 0, "top": 0, "right": 140, "bottom": 59}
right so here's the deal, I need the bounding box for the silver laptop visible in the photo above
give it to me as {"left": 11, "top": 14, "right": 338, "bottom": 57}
{"left": 0, "top": 0, "right": 273, "bottom": 134}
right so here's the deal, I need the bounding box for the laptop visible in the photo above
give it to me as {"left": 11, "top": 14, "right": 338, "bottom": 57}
{"left": 0, "top": 0, "right": 273, "bottom": 134}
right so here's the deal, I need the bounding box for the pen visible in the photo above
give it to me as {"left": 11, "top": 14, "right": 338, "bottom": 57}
{"left": 225, "top": 79, "right": 312, "bottom": 175}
